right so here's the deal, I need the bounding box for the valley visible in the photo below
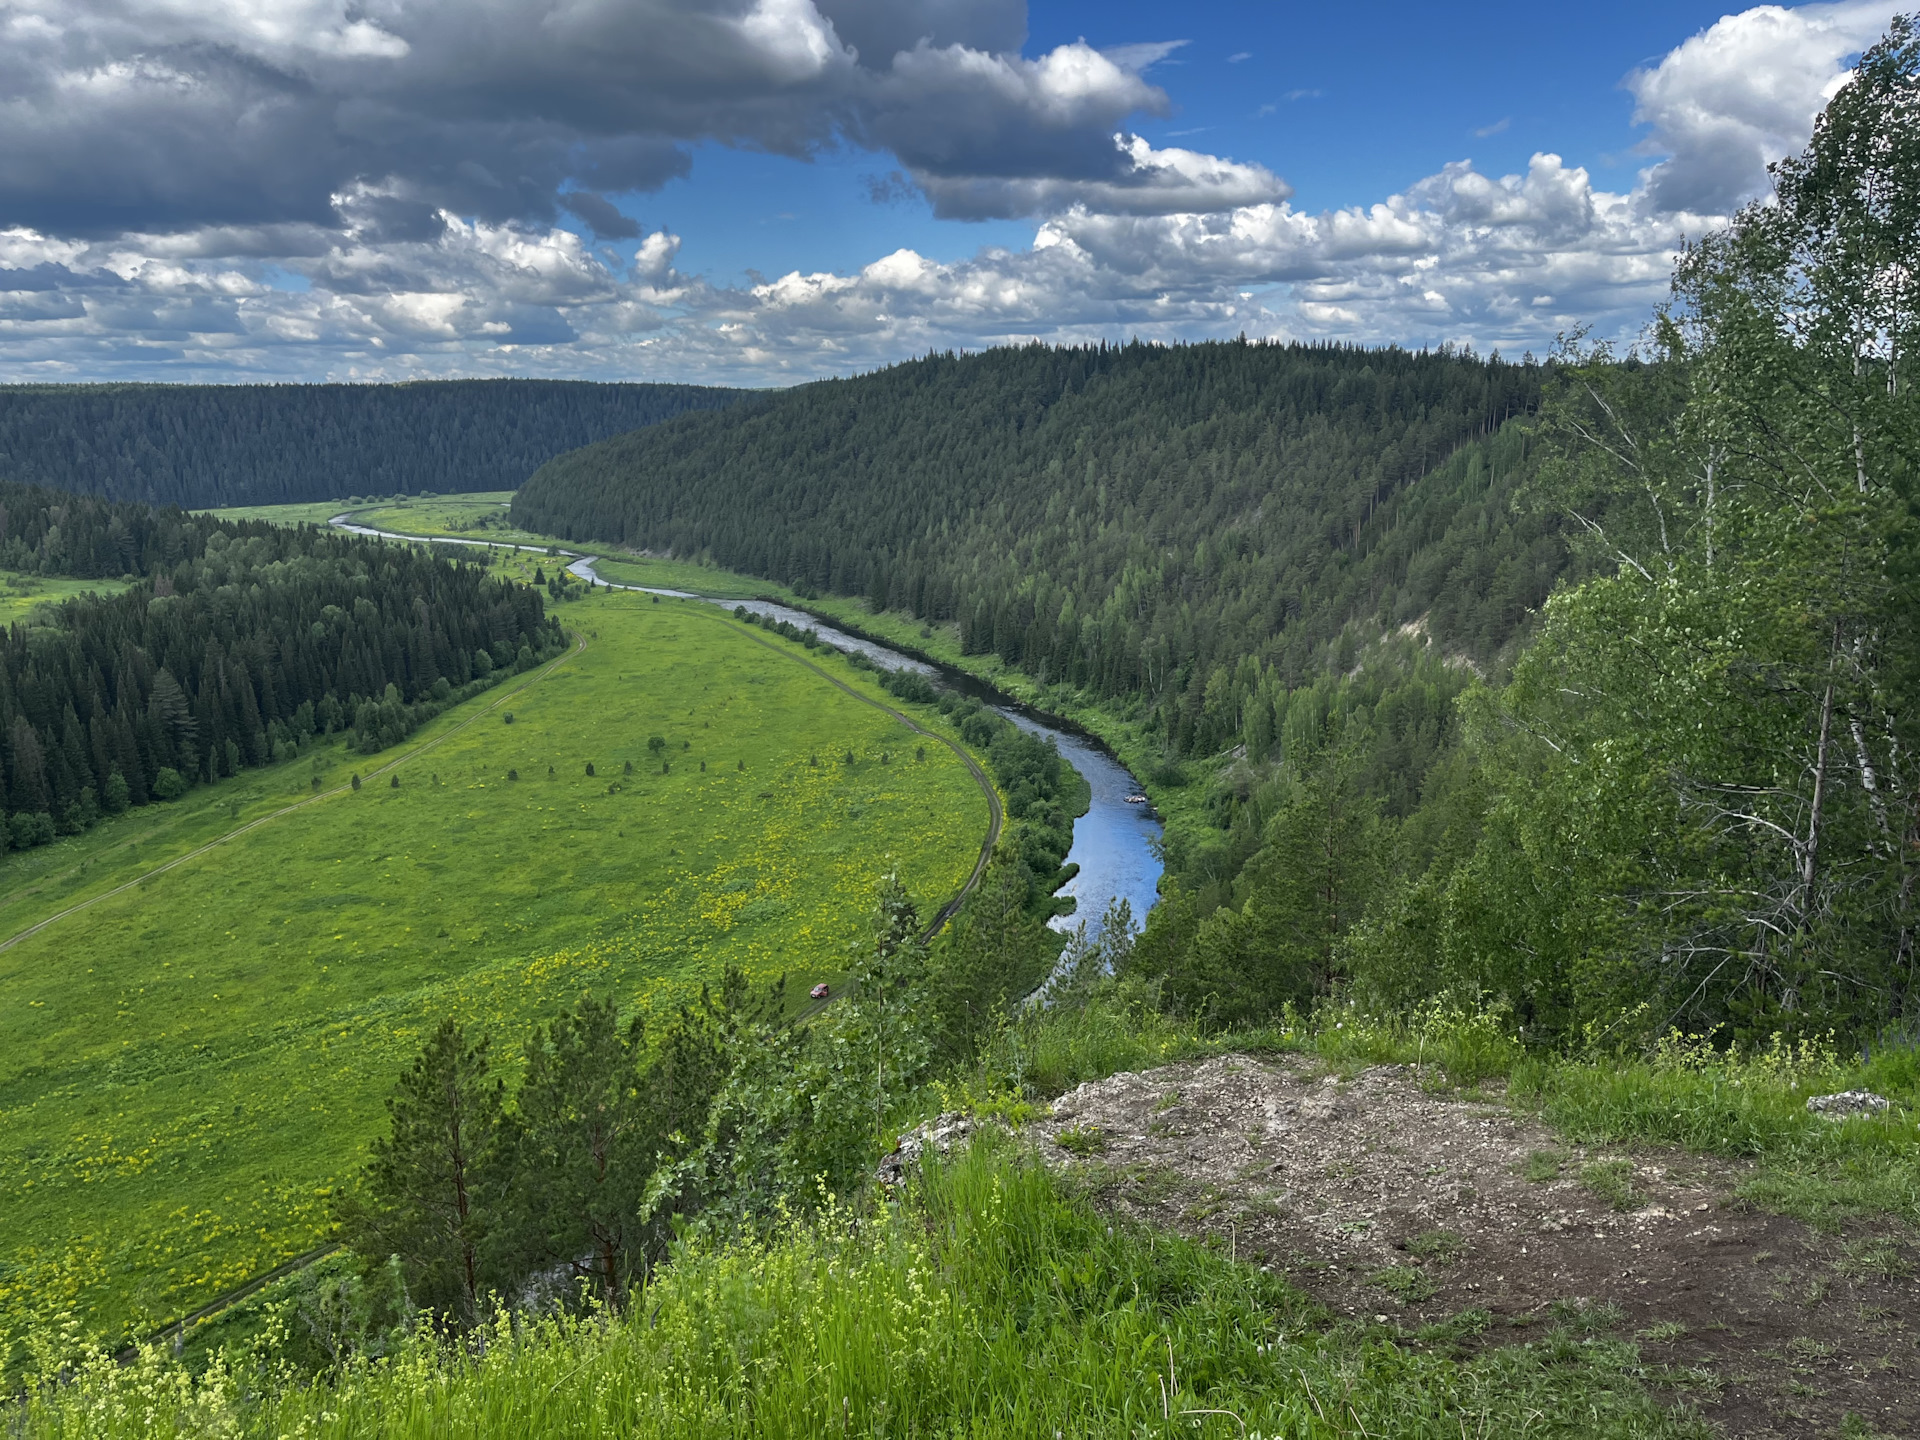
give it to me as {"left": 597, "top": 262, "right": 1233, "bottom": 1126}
{"left": 0, "top": 590, "right": 990, "bottom": 1346}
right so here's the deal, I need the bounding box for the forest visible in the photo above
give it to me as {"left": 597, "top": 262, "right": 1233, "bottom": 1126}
{"left": 0, "top": 479, "right": 561, "bottom": 851}
{"left": 515, "top": 339, "right": 1556, "bottom": 743}
{"left": 0, "top": 379, "right": 744, "bottom": 509}
{"left": 521, "top": 26, "right": 1920, "bottom": 1056}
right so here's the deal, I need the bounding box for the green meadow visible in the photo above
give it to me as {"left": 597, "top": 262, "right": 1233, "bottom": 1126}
{"left": 202, "top": 499, "right": 363, "bottom": 527}
{"left": 0, "top": 590, "right": 990, "bottom": 1348}
{"left": 0, "top": 570, "right": 135, "bottom": 626}
{"left": 343, "top": 493, "right": 537, "bottom": 544}
{"left": 208, "top": 494, "right": 523, "bottom": 540}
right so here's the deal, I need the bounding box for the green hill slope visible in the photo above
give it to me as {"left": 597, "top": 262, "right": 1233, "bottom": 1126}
{"left": 514, "top": 341, "right": 1562, "bottom": 763}
{"left": 0, "top": 379, "right": 746, "bottom": 509}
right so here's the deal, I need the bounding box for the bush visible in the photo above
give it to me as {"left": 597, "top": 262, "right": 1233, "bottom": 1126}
{"left": 150, "top": 766, "right": 187, "bottom": 801}
{"left": 9, "top": 810, "right": 54, "bottom": 849}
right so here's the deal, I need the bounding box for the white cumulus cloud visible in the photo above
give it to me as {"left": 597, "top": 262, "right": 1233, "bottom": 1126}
{"left": 0, "top": 3, "right": 1901, "bottom": 382}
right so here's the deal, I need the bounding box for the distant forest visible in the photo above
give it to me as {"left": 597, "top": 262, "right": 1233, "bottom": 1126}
{"left": 515, "top": 341, "right": 1557, "bottom": 759}
{"left": 0, "top": 479, "right": 560, "bottom": 853}
{"left": 0, "top": 379, "right": 745, "bottom": 509}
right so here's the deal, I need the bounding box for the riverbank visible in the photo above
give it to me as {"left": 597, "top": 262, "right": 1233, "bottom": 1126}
{"left": 321, "top": 510, "right": 1167, "bottom": 936}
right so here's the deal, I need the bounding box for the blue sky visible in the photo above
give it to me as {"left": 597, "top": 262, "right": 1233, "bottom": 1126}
{"left": 663, "top": 1, "right": 1744, "bottom": 288}
{"left": 0, "top": 2, "right": 1901, "bottom": 383}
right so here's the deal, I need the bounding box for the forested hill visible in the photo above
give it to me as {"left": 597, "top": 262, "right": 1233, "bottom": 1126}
{"left": 516, "top": 341, "right": 1556, "bottom": 755}
{"left": 1, "top": 478, "right": 561, "bottom": 854}
{"left": 0, "top": 379, "right": 745, "bottom": 509}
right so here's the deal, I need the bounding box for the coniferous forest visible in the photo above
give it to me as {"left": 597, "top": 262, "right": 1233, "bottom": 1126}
{"left": 516, "top": 340, "right": 1555, "bottom": 725}
{"left": 0, "top": 479, "right": 560, "bottom": 851}
{"left": 519, "top": 25, "right": 1920, "bottom": 1054}
{"left": 0, "top": 379, "right": 744, "bottom": 509}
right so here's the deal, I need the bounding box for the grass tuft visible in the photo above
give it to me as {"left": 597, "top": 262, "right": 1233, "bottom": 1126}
{"left": 1579, "top": 1158, "right": 1639, "bottom": 1212}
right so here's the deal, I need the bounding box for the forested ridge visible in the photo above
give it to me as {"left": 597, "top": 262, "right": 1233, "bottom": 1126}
{"left": 517, "top": 21, "right": 1920, "bottom": 1054}
{"left": 517, "top": 343, "right": 1558, "bottom": 760}
{"left": 1136, "top": 23, "right": 1920, "bottom": 1052}
{"left": 0, "top": 379, "right": 745, "bottom": 510}
{"left": 0, "top": 479, "right": 561, "bottom": 853}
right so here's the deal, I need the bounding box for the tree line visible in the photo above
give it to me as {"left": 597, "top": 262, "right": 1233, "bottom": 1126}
{"left": 1, "top": 479, "right": 562, "bottom": 852}
{"left": 0, "top": 379, "right": 744, "bottom": 510}
{"left": 515, "top": 338, "right": 1559, "bottom": 766}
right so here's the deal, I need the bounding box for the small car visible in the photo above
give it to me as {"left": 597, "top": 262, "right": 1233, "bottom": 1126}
{"left": 809, "top": 983, "right": 831, "bottom": 1000}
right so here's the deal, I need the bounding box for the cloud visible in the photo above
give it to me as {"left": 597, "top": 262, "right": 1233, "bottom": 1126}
{"left": 0, "top": 147, "right": 1681, "bottom": 382}
{"left": 853, "top": 39, "right": 1282, "bottom": 218}
{"left": 1627, "top": 0, "right": 1902, "bottom": 213}
{"left": 559, "top": 193, "right": 643, "bottom": 242}
{"left": 1227, "top": 52, "right": 1252, "bottom": 64}
{"left": 908, "top": 134, "right": 1288, "bottom": 221}
{"left": 1473, "top": 117, "right": 1510, "bottom": 137}
{"left": 0, "top": 1, "right": 1218, "bottom": 239}
{"left": 0, "top": 3, "right": 1898, "bottom": 383}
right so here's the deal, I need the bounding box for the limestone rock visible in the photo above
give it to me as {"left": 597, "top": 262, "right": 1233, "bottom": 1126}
{"left": 1805, "top": 1090, "right": 1891, "bottom": 1119}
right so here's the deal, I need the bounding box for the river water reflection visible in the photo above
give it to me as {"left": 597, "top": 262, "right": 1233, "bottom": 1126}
{"left": 689, "top": 597, "right": 1165, "bottom": 934}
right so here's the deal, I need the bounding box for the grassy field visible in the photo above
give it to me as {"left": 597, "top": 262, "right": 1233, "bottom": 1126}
{"left": 204, "top": 500, "right": 365, "bottom": 527}
{"left": 0, "top": 570, "right": 136, "bottom": 626}
{"left": 0, "top": 588, "right": 991, "bottom": 1349}
{"left": 209, "top": 494, "right": 526, "bottom": 541}
{"left": 338, "top": 494, "right": 547, "bottom": 546}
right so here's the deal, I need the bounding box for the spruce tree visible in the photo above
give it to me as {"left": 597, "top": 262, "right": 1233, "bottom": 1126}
{"left": 491, "top": 997, "right": 655, "bottom": 1310}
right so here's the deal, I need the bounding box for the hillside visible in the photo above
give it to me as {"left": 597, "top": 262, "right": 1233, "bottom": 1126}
{"left": 515, "top": 342, "right": 1557, "bottom": 763}
{"left": 0, "top": 379, "right": 746, "bottom": 510}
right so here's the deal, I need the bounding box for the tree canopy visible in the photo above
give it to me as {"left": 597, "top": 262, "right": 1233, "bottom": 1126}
{"left": 0, "top": 379, "right": 745, "bottom": 509}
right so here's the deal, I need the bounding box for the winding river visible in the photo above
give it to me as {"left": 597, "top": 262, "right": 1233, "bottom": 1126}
{"left": 329, "top": 515, "right": 1163, "bottom": 936}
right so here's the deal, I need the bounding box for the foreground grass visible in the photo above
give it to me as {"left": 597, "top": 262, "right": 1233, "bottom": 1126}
{"left": 1511, "top": 1042, "right": 1920, "bottom": 1230}
{"left": 16, "top": 1139, "right": 1705, "bottom": 1440}
{"left": 0, "top": 590, "right": 988, "bottom": 1349}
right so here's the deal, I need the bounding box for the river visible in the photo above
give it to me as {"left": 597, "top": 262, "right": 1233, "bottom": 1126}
{"left": 328, "top": 516, "right": 1163, "bottom": 935}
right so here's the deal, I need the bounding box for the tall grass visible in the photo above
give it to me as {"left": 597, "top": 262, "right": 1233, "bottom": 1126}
{"left": 15, "top": 1138, "right": 1704, "bottom": 1439}
{"left": 1511, "top": 1029, "right": 1920, "bottom": 1227}
{"left": 954, "top": 983, "right": 1523, "bottom": 1109}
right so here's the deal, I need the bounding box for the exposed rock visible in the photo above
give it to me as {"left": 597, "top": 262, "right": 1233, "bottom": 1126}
{"left": 875, "top": 1111, "right": 978, "bottom": 1186}
{"left": 1806, "top": 1089, "right": 1892, "bottom": 1119}
{"left": 1032, "top": 1052, "right": 1917, "bottom": 1440}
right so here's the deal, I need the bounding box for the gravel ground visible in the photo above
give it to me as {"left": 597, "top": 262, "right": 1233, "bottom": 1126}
{"left": 1027, "top": 1052, "right": 1916, "bottom": 1439}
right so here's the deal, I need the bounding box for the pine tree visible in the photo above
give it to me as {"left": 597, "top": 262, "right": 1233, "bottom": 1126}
{"left": 337, "top": 1020, "right": 505, "bottom": 1328}
{"left": 492, "top": 997, "right": 656, "bottom": 1310}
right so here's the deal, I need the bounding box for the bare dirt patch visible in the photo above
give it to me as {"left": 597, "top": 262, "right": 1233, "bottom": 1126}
{"left": 1037, "top": 1053, "right": 1917, "bottom": 1439}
